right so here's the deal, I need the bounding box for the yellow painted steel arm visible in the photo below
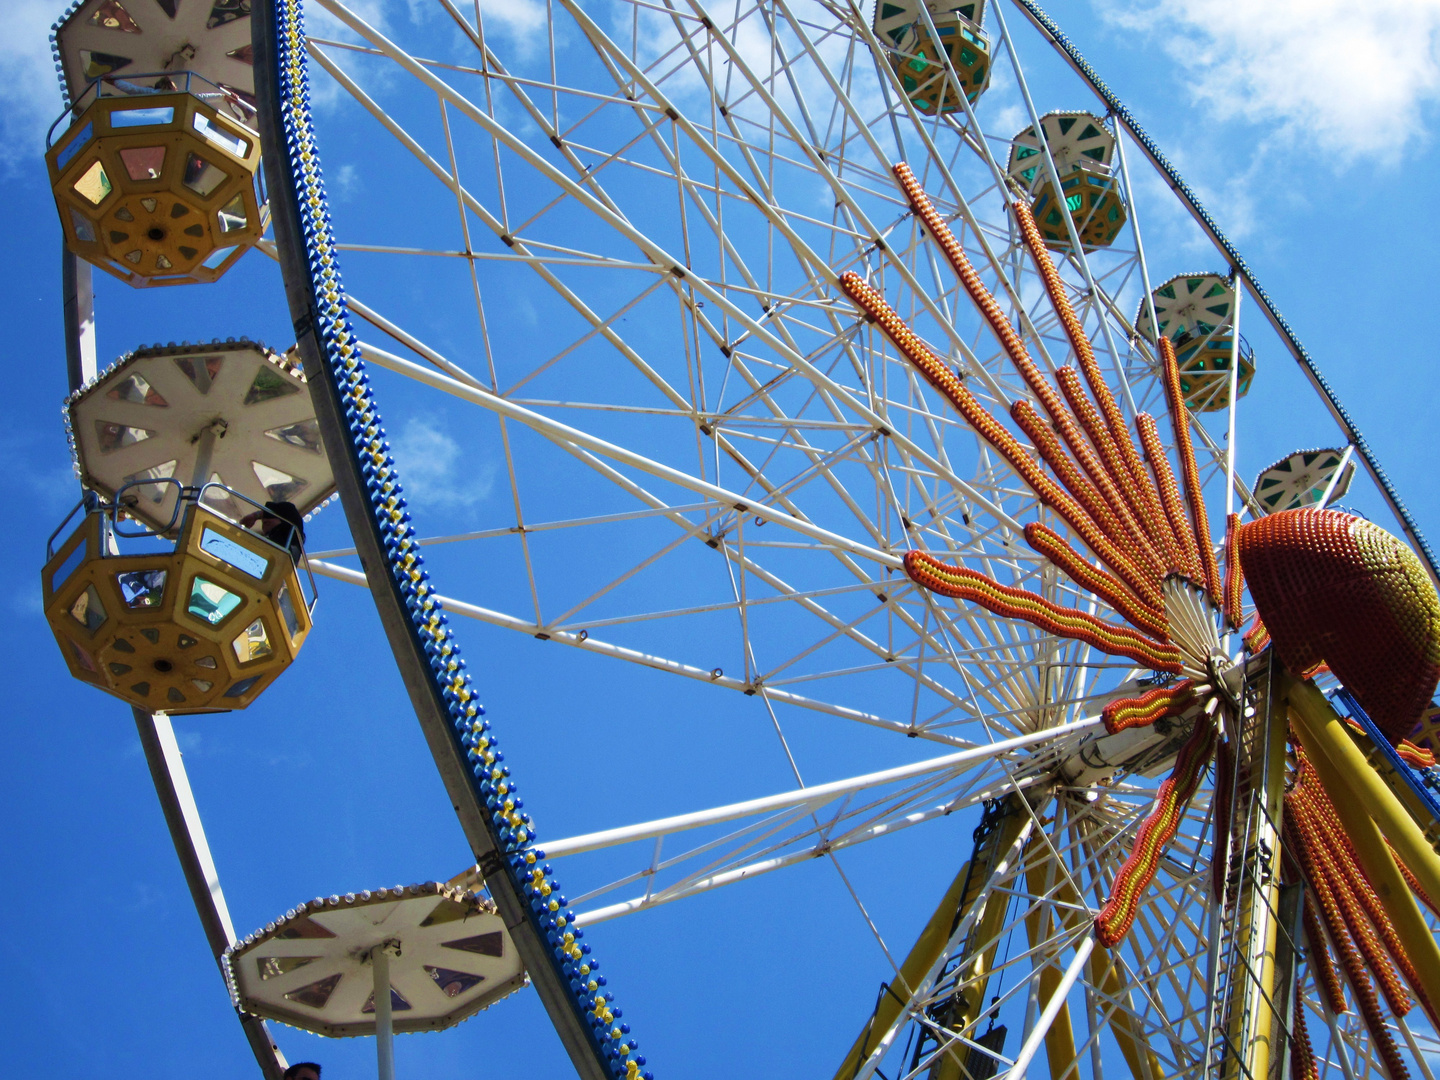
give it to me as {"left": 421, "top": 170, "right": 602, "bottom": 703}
{"left": 1029, "top": 844, "right": 1158, "bottom": 1080}
{"left": 1286, "top": 678, "right": 1440, "bottom": 907}
{"left": 1286, "top": 682, "right": 1440, "bottom": 1021}
{"left": 928, "top": 832, "right": 1022, "bottom": 1080}
{"left": 1086, "top": 948, "right": 1159, "bottom": 1080}
{"left": 1221, "top": 686, "right": 1288, "bottom": 1080}
{"left": 1024, "top": 856, "right": 1079, "bottom": 1080}
{"left": 1343, "top": 726, "right": 1440, "bottom": 854}
{"left": 833, "top": 807, "right": 1028, "bottom": 1080}
{"left": 831, "top": 857, "right": 973, "bottom": 1080}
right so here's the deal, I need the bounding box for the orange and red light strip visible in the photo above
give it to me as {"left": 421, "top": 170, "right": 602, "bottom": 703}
{"left": 904, "top": 551, "right": 1182, "bottom": 674}
{"left": 1224, "top": 512, "right": 1244, "bottom": 631}
{"left": 1013, "top": 197, "right": 1179, "bottom": 574}
{"left": 1136, "top": 411, "right": 1204, "bottom": 584}
{"left": 1023, "top": 522, "right": 1167, "bottom": 640}
{"left": 892, "top": 164, "right": 1167, "bottom": 585}
{"left": 1100, "top": 679, "right": 1196, "bottom": 735}
{"left": 1159, "top": 335, "right": 1221, "bottom": 603}
{"left": 1095, "top": 717, "right": 1216, "bottom": 946}
{"left": 1285, "top": 755, "right": 1428, "bottom": 1076}
{"left": 838, "top": 271, "right": 1161, "bottom": 609}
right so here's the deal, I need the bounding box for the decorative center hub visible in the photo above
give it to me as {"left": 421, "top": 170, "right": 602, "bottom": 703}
{"left": 1206, "top": 649, "right": 1240, "bottom": 710}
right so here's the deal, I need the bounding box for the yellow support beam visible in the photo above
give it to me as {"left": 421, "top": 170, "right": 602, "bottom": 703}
{"left": 930, "top": 807, "right": 1031, "bottom": 1080}
{"left": 1044, "top": 858, "right": 1160, "bottom": 1080}
{"left": 1024, "top": 854, "right": 1079, "bottom": 1080}
{"left": 1215, "top": 668, "right": 1296, "bottom": 1080}
{"left": 1342, "top": 724, "right": 1440, "bottom": 856}
{"left": 1286, "top": 678, "right": 1440, "bottom": 1022}
{"left": 1286, "top": 678, "right": 1440, "bottom": 910}
{"left": 833, "top": 801, "right": 1030, "bottom": 1080}
{"left": 1220, "top": 678, "right": 1288, "bottom": 1080}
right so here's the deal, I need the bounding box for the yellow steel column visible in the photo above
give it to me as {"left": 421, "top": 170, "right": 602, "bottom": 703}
{"left": 1361, "top": 748, "right": 1440, "bottom": 856}
{"left": 1286, "top": 680, "right": 1440, "bottom": 1018}
{"left": 1286, "top": 677, "right": 1440, "bottom": 904}
{"left": 833, "top": 800, "right": 1030, "bottom": 1080}
{"left": 1220, "top": 673, "right": 1287, "bottom": 1080}
{"left": 832, "top": 857, "right": 975, "bottom": 1080}
{"left": 929, "top": 806, "right": 1032, "bottom": 1080}
{"left": 1024, "top": 850, "right": 1079, "bottom": 1080}
{"left": 1045, "top": 863, "right": 1159, "bottom": 1080}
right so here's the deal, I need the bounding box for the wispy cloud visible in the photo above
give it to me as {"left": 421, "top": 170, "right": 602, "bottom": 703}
{"left": 400, "top": 0, "right": 546, "bottom": 52}
{"left": 331, "top": 162, "right": 362, "bottom": 201}
{"left": 474, "top": 0, "right": 546, "bottom": 39}
{"left": 0, "top": 0, "right": 399, "bottom": 176}
{"left": 0, "top": 0, "right": 66, "bottom": 177}
{"left": 1097, "top": 0, "right": 1440, "bottom": 163}
{"left": 390, "top": 416, "right": 496, "bottom": 511}
{"left": 1, "top": 429, "right": 85, "bottom": 516}
{"left": 9, "top": 584, "right": 44, "bottom": 618}
{"left": 308, "top": 0, "right": 391, "bottom": 39}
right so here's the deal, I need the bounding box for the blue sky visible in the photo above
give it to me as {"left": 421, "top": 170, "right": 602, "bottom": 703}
{"left": 2, "top": 1, "right": 1439, "bottom": 1077}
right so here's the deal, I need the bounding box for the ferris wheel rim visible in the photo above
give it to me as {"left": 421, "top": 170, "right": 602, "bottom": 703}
{"left": 236, "top": 1, "right": 1440, "bottom": 1078}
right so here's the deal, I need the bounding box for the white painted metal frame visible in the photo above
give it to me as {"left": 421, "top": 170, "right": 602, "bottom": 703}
{"left": 265, "top": 2, "right": 1427, "bottom": 1078}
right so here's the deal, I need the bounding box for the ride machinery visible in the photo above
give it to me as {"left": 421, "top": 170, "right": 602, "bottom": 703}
{"left": 37, "top": 0, "right": 1440, "bottom": 1079}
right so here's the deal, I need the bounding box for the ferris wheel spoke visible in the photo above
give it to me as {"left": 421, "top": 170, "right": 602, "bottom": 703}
{"left": 1128, "top": 902, "right": 1208, "bottom": 1039}
{"left": 303, "top": 553, "right": 924, "bottom": 731}
{"left": 306, "top": 45, "right": 708, "bottom": 418}
{"left": 585, "top": 0, "right": 1002, "bottom": 377}
{"left": 306, "top": 543, "right": 1010, "bottom": 745}
{"left": 520, "top": 417, "right": 1028, "bottom": 728}
{"left": 1086, "top": 848, "right": 1215, "bottom": 1063}
{"left": 848, "top": 808, "right": 1043, "bottom": 1080}
{"left": 345, "top": 329, "right": 1048, "bottom": 705}
{"left": 357, "top": 339, "right": 899, "bottom": 559}
{"left": 562, "top": 767, "right": 1061, "bottom": 927}
{"left": 329, "top": 6, "right": 1146, "bottom": 601}
{"left": 306, "top": 29, "right": 1059, "bottom": 561}
{"left": 548, "top": 9, "right": 880, "bottom": 288}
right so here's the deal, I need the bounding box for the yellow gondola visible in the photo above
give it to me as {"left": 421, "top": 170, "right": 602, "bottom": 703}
{"left": 45, "top": 72, "right": 265, "bottom": 287}
{"left": 43, "top": 488, "right": 313, "bottom": 713}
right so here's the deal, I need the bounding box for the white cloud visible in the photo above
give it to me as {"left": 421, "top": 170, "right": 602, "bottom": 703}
{"left": 307, "top": 0, "right": 391, "bottom": 39}
{"left": 0, "top": 0, "right": 400, "bottom": 175}
{"left": 0, "top": 0, "right": 67, "bottom": 177}
{"left": 1097, "top": 0, "right": 1440, "bottom": 162}
{"left": 390, "top": 416, "right": 496, "bottom": 510}
{"left": 475, "top": 0, "right": 546, "bottom": 39}
{"left": 9, "top": 584, "right": 44, "bottom": 618}
{"left": 331, "top": 162, "right": 361, "bottom": 200}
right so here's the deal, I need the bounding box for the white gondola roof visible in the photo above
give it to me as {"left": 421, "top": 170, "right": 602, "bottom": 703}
{"left": 224, "top": 883, "right": 528, "bottom": 1037}
{"left": 66, "top": 339, "right": 335, "bottom": 532}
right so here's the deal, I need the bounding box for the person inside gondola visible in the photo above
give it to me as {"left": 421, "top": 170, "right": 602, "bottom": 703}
{"left": 282, "top": 1064, "right": 321, "bottom": 1080}
{"left": 240, "top": 500, "right": 306, "bottom": 562}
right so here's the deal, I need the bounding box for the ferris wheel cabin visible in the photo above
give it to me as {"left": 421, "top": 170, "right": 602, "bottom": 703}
{"left": 223, "top": 882, "right": 526, "bottom": 1038}
{"left": 43, "top": 339, "right": 334, "bottom": 711}
{"left": 46, "top": 0, "right": 263, "bottom": 286}
{"left": 1008, "top": 111, "right": 1126, "bottom": 250}
{"left": 43, "top": 494, "right": 314, "bottom": 712}
{"left": 1136, "top": 272, "right": 1256, "bottom": 412}
{"left": 45, "top": 75, "right": 265, "bottom": 287}
{"left": 875, "top": 0, "right": 991, "bottom": 115}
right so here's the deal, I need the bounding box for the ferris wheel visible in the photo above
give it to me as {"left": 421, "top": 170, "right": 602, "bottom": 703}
{"left": 37, "top": 0, "right": 1440, "bottom": 1079}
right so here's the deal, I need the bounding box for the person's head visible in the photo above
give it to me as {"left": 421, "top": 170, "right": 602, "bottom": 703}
{"left": 283, "top": 1065, "right": 321, "bottom": 1080}
{"left": 264, "top": 500, "right": 306, "bottom": 543}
